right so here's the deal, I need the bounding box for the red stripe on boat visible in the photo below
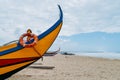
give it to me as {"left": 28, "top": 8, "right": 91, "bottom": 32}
{"left": 0, "top": 57, "right": 39, "bottom": 67}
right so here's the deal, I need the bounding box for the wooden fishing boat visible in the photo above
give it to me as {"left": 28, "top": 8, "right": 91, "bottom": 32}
{"left": 0, "top": 5, "right": 63, "bottom": 79}
{"left": 44, "top": 48, "right": 60, "bottom": 56}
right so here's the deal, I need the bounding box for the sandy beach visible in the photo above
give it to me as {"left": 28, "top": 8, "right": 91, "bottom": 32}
{"left": 9, "top": 54, "right": 120, "bottom": 80}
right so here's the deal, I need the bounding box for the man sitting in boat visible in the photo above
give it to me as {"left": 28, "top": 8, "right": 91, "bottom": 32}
{"left": 26, "top": 29, "right": 35, "bottom": 42}
{"left": 19, "top": 29, "right": 38, "bottom": 47}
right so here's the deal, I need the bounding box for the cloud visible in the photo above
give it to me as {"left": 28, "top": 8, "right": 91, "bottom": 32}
{"left": 49, "top": 37, "right": 79, "bottom": 51}
{"left": 0, "top": 0, "right": 59, "bottom": 44}
{"left": 0, "top": 0, "right": 120, "bottom": 45}
{"left": 60, "top": 0, "right": 120, "bottom": 36}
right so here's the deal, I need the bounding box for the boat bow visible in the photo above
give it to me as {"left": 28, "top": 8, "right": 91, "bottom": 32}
{"left": 0, "top": 5, "right": 63, "bottom": 79}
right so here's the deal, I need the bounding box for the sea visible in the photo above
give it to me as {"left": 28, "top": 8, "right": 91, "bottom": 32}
{"left": 60, "top": 51, "right": 120, "bottom": 60}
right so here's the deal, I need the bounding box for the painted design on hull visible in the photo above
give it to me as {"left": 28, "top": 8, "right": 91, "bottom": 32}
{"left": 0, "top": 5, "right": 63, "bottom": 79}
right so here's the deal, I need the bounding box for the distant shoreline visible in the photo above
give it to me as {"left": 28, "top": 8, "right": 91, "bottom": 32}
{"left": 60, "top": 51, "right": 120, "bottom": 60}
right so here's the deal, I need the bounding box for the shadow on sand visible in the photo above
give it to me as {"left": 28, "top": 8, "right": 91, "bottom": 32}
{"left": 28, "top": 66, "right": 55, "bottom": 70}
{"left": 32, "top": 63, "right": 43, "bottom": 65}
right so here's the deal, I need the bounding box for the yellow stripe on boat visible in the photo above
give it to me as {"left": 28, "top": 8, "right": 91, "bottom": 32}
{"left": 34, "top": 23, "right": 62, "bottom": 56}
{"left": 0, "top": 48, "right": 40, "bottom": 59}
{"left": 0, "top": 60, "right": 35, "bottom": 75}
{"left": 0, "top": 43, "right": 17, "bottom": 52}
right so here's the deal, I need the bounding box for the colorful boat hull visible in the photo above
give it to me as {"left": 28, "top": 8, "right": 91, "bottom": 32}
{"left": 0, "top": 5, "right": 63, "bottom": 79}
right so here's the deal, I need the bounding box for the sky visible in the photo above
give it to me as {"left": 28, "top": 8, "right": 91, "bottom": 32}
{"left": 0, "top": 0, "right": 120, "bottom": 52}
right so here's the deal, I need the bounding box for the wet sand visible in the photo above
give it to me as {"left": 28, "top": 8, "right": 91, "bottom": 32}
{"left": 9, "top": 54, "right": 120, "bottom": 80}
